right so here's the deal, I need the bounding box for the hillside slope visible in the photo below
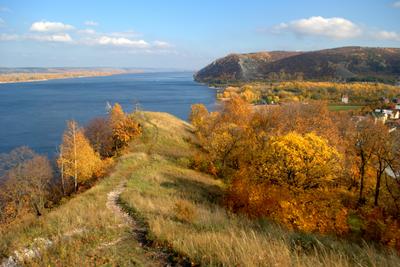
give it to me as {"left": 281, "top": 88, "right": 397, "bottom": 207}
{"left": 1, "top": 112, "right": 399, "bottom": 266}
{"left": 194, "top": 51, "right": 302, "bottom": 82}
{"left": 194, "top": 47, "right": 400, "bottom": 83}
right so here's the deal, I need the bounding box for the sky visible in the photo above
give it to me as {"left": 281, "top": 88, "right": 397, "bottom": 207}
{"left": 0, "top": 0, "right": 399, "bottom": 70}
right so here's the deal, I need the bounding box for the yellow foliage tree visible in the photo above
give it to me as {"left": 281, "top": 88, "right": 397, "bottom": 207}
{"left": 241, "top": 88, "right": 259, "bottom": 103}
{"left": 259, "top": 132, "right": 341, "bottom": 190}
{"left": 189, "top": 103, "right": 209, "bottom": 130}
{"left": 58, "top": 120, "right": 101, "bottom": 192}
{"left": 109, "top": 103, "right": 125, "bottom": 125}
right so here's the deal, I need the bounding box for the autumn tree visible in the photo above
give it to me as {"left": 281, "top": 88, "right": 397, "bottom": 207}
{"left": 0, "top": 147, "right": 53, "bottom": 222}
{"left": 109, "top": 103, "right": 125, "bottom": 127}
{"left": 85, "top": 117, "right": 113, "bottom": 158}
{"left": 256, "top": 132, "right": 341, "bottom": 190}
{"left": 112, "top": 115, "right": 141, "bottom": 152}
{"left": 189, "top": 104, "right": 209, "bottom": 130}
{"left": 57, "top": 120, "right": 100, "bottom": 192}
{"left": 353, "top": 118, "right": 381, "bottom": 205}
{"left": 203, "top": 122, "right": 246, "bottom": 176}
{"left": 370, "top": 122, "right": 392, "bottom": 206}
{"left": 109, "top": 103, "right": 141, "bottom": 154}
{"left": 191, "top": 97, "right": 254, "bottom": 177}
{"left": 383, "top": 130, "right": 400, "bottom": 214}
{"left": 220, "top": 96, "right": 252, "bottom": 126}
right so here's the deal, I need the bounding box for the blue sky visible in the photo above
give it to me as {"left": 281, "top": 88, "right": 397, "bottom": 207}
{"left": 0, "top": 0, "right": 399, "bottom": 69}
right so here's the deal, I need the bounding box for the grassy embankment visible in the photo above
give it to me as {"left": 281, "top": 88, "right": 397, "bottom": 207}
{"left": 1, "top": 111, "right": 400, "bottom": 266}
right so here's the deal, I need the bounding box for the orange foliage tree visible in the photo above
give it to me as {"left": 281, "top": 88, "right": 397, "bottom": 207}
{"left": 191, "top": 98, "right": 400, "bottom": 251}
{"left": 109, "top": 103, "right": 142, "bottom": 154}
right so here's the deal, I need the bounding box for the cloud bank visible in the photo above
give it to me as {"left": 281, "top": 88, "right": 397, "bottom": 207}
{"left": 28, "top": 33, "right": 73, "bottom": 42}
{"left": 274, "top": 16, "right": 362, "bottom": 39}
{"left": 375, "top": 31, "right": 400, "bottom": 41}
{"left": 30, "top": 21, "right": 74, "bottom": 32}
{"left": 271, "top": 16, "right": 400, "bottom": 42}
{"left": 96, "top": 36, "right": 149, "bottom": 48}
{"left": 0, "top": 20, "right": 174, "bottom": 50}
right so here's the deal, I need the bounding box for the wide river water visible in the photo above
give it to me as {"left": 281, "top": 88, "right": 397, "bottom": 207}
{"left": 0, "top": 72, "right": 217, "bottom": 155}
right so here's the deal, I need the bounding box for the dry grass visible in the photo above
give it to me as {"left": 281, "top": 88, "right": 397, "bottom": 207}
{"left": 0, "top": 151, "right": 162, "bottom": 266}
{"left": 119, "top": 111, "right": 400, "bottom": 267}
{"left": 1, "top": 111, "right": 399, "bottom": 266}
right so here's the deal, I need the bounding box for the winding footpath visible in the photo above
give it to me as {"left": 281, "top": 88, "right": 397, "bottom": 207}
{"left": 107, "top": 182, "right": 192, "bottom": 267}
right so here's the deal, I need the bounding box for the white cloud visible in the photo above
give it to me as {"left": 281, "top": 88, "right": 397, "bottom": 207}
{"left": 0, "top": 33, "right": 19, "bottom": 41}
{"left": 0, "top": 18, "right": 4, "bottom": 26}
{"left": 274, "top": 16, "right": 362, "bottom": 39}
{"left": 393, "top": 1, "right": 400, "bottom": 8}
{"left": 153, "top": 40, "right": 172, "bottom": 48}
{"left": 28, "top": 33, "right": 73, "bottom": 43}
{"left": 2, "top": 21, "right": 174, "bottom": 51}
{"left": 375, "top": 30, "right": 400, "bottom": 41}
{"left": 78, "top": 28, "right": 96, "bottom": 35}
{"left": 0, "top": 32, "right": 73, "bottom": 43}
{"left": 96, "top": 36, "right": 149, "bottom": 48}
{"left": 109, "top": 30, "right": 140, "bottom": 38}
{"left": 85, "top": 21, "right": 98, "bottom": 26}
{"left": 30, "top": 21, "right": 74, "bottom": 32}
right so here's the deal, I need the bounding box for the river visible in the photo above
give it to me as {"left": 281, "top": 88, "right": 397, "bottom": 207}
{"left": 0, "top": 72, "right": 216, "bottom": 155}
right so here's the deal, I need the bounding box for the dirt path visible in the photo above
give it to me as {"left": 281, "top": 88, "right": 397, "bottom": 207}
{"left": 106, "top": 182, "right": 134, "bottom": 226}
{"left": 106, "top": 182, "right": 192, "bottom": 267}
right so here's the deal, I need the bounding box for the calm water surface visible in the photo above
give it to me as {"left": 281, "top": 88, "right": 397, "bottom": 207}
{"left": 0, "top": 72, "right": 216, "bottom": 155}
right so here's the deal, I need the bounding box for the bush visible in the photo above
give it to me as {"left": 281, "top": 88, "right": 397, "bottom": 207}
{"left": 173, "top": 200, "right": 197, "bottom": 224}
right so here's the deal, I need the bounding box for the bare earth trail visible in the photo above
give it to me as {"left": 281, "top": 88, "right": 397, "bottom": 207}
{"left": 106, "top": 181, "right": 192, "bottom": 267}
{"left": 1, "top": 180, "right": 189, "bottom": 267}
{"left": 0, "top": 112, "right": 194, "bottom": 266}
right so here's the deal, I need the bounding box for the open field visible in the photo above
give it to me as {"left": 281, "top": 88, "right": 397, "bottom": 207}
{"left": 328, "top": 105, "right": 364, "bottom": 111}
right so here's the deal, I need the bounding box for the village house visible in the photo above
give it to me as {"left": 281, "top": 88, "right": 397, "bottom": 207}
{"left": 373, "top": 112, "right": 388, "bottom": 124}
{"left": 341, "top": 94, "right": 349, "bottom": 104}
{"left": 374, "top": 109, "right": 400, "bottom": 123}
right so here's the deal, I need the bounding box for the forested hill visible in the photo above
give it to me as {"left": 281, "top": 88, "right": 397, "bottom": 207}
{"left": 194, "top": 47, "right": 400, "bottom": 84}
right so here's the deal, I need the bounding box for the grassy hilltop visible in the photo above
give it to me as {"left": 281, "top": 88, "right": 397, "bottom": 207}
{"left": 194, "top": 47, "right": 400, "bottom": 84}
{"left": 1, "top": 111, "right": 399, "bottom": 266}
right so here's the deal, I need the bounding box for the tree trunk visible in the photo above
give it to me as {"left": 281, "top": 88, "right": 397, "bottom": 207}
{"left": 374, "top": 169, "right": 382, "bottom": 206}
{"left": 374, "top": 160, "right": 384, "bottom": 206}
{"left": 358, "top": 153, "right": 366, "bottom": 205}
{"left": 60, "top": 147, "right": 65, "bottom": 195}
{"left": 73, "top": 123, "right": 78, "bottom": 193}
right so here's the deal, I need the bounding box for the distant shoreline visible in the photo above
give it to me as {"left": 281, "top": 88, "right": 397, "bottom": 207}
{"left": 0, "top": 71, "right": 144, "bottom": 84}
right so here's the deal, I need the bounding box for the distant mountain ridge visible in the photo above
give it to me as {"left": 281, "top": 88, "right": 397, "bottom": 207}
{"left": 194, "top": 47, "right": 400, "bottom": 84}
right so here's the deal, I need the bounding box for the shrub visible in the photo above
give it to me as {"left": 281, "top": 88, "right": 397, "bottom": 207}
{"left": 173, "top": 200, "right": 197, "bottom": 224}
